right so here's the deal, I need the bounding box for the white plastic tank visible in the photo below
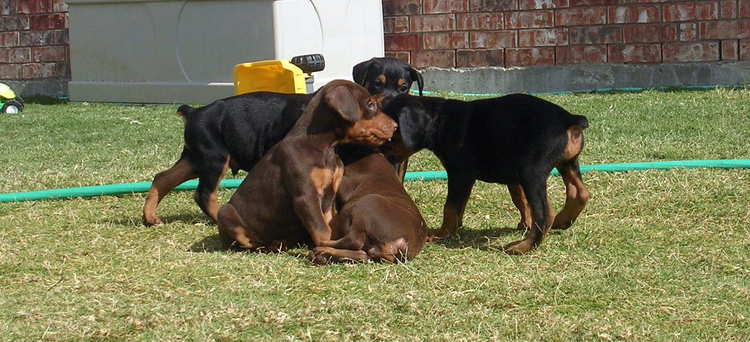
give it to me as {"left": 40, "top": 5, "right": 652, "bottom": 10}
{"left": 68, "top": 0, "right": 384, "bottom": 103}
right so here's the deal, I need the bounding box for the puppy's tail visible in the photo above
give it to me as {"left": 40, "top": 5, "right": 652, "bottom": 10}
{"left": 567, "top": 114, "right": 589, "bottom": 129}
{"left": 176, "top": 104, "right": 194, "bottom": 120}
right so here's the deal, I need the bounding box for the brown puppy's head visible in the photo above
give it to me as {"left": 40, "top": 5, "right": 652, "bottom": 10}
{"left": 322, "top": 80, "right": 397, "bottom": 147}
{"left": 352, "top": 57, "right": 424, "bottom": 98}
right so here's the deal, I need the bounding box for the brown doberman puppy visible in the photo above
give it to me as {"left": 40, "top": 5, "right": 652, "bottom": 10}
{"left": 310, "top": 146, "right": 427, "bottom": 263}
{"left": 217, "top": 80, "right": 397, "bottom": 251}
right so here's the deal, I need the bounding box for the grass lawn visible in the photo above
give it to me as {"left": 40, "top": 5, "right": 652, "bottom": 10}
{"left": 1, "top": 89, "right": 749, "bottom": 341}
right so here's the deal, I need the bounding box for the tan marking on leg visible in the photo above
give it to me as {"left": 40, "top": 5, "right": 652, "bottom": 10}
{"left": 508, "top": 184, "right": 532, "bottom": 230}
{"left": 202, "top": 158, "right": 231, "bottom": 222}
{"left": 143, "top": 158, "right": 197, "bottom": 226}
{"left": 217, "top": 204, "right": 262, "bottom": 250}
{"left": 310, "top": 247, "right": 369, "bottom": 264}
{"left": 552, "top": 164, "right": 590, "bottom": 230}
{"left": 397, "top": 78, "right": 406, "bottom": 87}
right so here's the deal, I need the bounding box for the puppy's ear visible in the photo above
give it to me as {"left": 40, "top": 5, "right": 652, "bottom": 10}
{"left": 352, "top": 58, "right": 374, "bottom": 86}
{"left": 409, "top": 67, "right": 424, "bottom": 96}
{"left": 324, "top": 85, "right": 362, "bottom": 123}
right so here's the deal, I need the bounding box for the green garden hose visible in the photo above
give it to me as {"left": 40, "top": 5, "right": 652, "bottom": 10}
{"left": 1, "top": 159, "right": 749, "bottom": 203}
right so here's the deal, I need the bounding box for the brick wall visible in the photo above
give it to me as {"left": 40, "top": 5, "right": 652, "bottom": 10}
{"left": 383, "top": 0, "right": 750, "bottom": 68}
{"left": 0, "top": 0, "right": 68, "bottom": 96}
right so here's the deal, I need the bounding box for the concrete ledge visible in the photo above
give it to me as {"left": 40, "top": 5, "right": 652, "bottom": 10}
{"left": 3, "top": 79, "right": 68, "bottom": 99}
{"left": 420, "top": 62, "right": 750, "bottom": 95}
{"left": 69, "top": 81, "right": 234, "bottom": 104}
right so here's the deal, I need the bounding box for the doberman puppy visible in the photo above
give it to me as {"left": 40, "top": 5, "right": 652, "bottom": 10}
{"left": 380, "top": 93, "right": 590, "bottom": 255}
{"left": 143, "top": 58, "right": 422, "bottom": 226}
{"left": 353, "top": 56, "right": 423, "bottom": 180}
{"left": 216, "top": 80, "right": 398, "bottom": 252}
{"left": 310, "top": 145, "right": 428, "bottom": 263}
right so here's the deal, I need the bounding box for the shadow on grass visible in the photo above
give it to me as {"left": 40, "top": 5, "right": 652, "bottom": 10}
{"left": 430, "top": 225, "right": 569, "bottom": 251}
{"left": 189, "top": 234, "right": 225, "bottom": 253}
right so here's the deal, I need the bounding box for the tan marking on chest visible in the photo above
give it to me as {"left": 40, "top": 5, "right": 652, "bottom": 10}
{"left": 397, "top": 78, "right": 406, "bottom": 87}
{"left": 310, "top": 167, "right": 334, "bottom": 196}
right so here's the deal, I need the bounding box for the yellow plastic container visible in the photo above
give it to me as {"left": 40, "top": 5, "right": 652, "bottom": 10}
{"left": 233, "top": 60, "right": 308, "bottom": 95}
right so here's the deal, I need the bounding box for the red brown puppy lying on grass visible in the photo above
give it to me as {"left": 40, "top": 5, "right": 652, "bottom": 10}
{"left": 311, "top": 145, "right": 428, "bottom": 264}
{"left": 217, "top": 80, "right": 402, "bottom": 260}
{"left": 380, "top": 93, "right": 590, "bottom": 255}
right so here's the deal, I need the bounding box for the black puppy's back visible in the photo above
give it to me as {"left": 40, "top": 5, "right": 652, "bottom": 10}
{"left": 180, "top": 92, "right": 312, "bottom": 174}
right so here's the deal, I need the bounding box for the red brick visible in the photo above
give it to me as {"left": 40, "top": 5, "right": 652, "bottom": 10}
{"left": 663, "top": 42, "right": 720, "bottom": 62}
{"left": 470, "top": 0, "right": 517, "bottom": 12}
{"left": 506, "top": 47, "right": 555, "bottom": 66}
{"left": 609, "top": 5, "right": 660, "bottom": 24}
{"left": 623, "top": 24, "right": 678, "bottom": 43}
{"left": 0, "top": 48, "right": 9, "bottom": 63}
{"left": 679, "top": 23, "right": 697, "bottom": 41}
{"left": 742, "top": 0, "right": 750, "bottom": 18}
{"left": 16, "top": 0, "right": 52, "bottom": 14}
{"left": 383, "top": 0, "right": 421, "bottom": 16}
{"left": 22, "top": 63, "right": 66, "bottom": 79}
{"left": 556, "top": 45, "right": 607, "bottom": 64}
{"left": 457, "top": 13, "right": 503, "bottom": 30}
{"left": 31, "top": 14, "right": 66, "bottom": 30}
{"left": 700, "top": 20, "right": 750, "bottom": 40}
{"left": 424, "top": 32, "right": 469, "bottom": 49}
{"left": 663, "top": 1, "right": 718, "bottom": 22}
{"left": 0, "top": 32, "right": 19, "bottom": 47}
{"left": 608, "top": 44, "right": 661, "bottom": 63}
{"left": 412, "top": 50, "right": 455, "bottom": 68}
{"left": 721, "top": 39, "right": 738, "bottom": 60}
{"left": 740, "top": 38, "right": 750, "bottom": 59}
{"left": 519, "top": 28, "right": 568, "bottom": 46}
{"left": 470, "top": 31, "right": 516, "bottom": 48}
{"left": 32, "top": 46, "right": 66, "bottom": 62}
{"left": 424, "top": 0, "right": 468, "bottom": 14}
{"left": 20, "top": 30, "right": 68, "bottom": 46}
{"left": 9, "top": 47, "right": 30, "bottom": 63}
{"left": 505, "top": 10, "right": 554, "bottom": 29}
{"left": 456, "top": 49, "right": 504, "bottom": 67}
{"left": 519, "top": 0, "right": 569, "bottom": 9}
{"left": 556, "top": 7, "right": 607, "bottom": 26}
{"left": 0, "top": 15, "right": 30, "bottom": 31}
{"left": 570, "top": 26, "right": 622, "bottom": 44}
{"left": 569, "top": 0, "right": 610, "bottom": 5}
{"left": 721, "top": 0, "right": 737, "bottom": 19}
{"left": 0, "top": 63, "right": 21, "bottom": 79}
{"left": 411, "top": 14, "right": 455, "bottom": 32}
{"left": 384, "top": 17, "right": 410, "bottom": 33}
{"left": 385, "top": 34, "right": 421, "bottom": 51}
{"left": 385, "top": 51, "right": 411, "bottom": 64}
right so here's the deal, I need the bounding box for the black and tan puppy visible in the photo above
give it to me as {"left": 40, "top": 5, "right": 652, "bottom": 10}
{"left": 217, "top": 80, "right": 397, "bottom": 251}
{"left": 310, "top": 146, "right": 427, "bottom": 263}
{"left": 352, "top": 56, "right": 423, "bottom": 179}
{"left": 381, "top": 93, "right": 590, "bottom": 255}
{"left": 353, "top": 56, "right": 424, "bottom": 97}
{"left": 143, "top": 58, "right": 422, "bottom": 226}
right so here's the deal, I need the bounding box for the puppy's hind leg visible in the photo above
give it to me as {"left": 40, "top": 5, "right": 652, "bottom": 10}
{"left": 552, "top": 158, "right": 589, "bottom": 230}
{"left": 143, "top": 151, "right": 197, "bottom": 226}
{"left": 217, "top": 203, "right": 262, "bottom": 250}
{"left": 194, "top": 155, "right": 230, "bottom": 222}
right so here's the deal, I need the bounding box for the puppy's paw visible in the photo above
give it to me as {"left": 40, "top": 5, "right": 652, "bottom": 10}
{"left": 503, "top": 239, "right": 534, "bottom": 255}
{"left": 142, "top": 215, "right": 163, "bottom": 227}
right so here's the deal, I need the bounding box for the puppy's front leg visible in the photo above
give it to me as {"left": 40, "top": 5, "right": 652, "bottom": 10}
{"left": 283, "top": 160, "right": 342, "bottom": 247}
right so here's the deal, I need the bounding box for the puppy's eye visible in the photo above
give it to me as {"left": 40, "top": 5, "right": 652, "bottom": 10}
{"left": 367, "top": 102, "right": 377, "bottom": 112}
